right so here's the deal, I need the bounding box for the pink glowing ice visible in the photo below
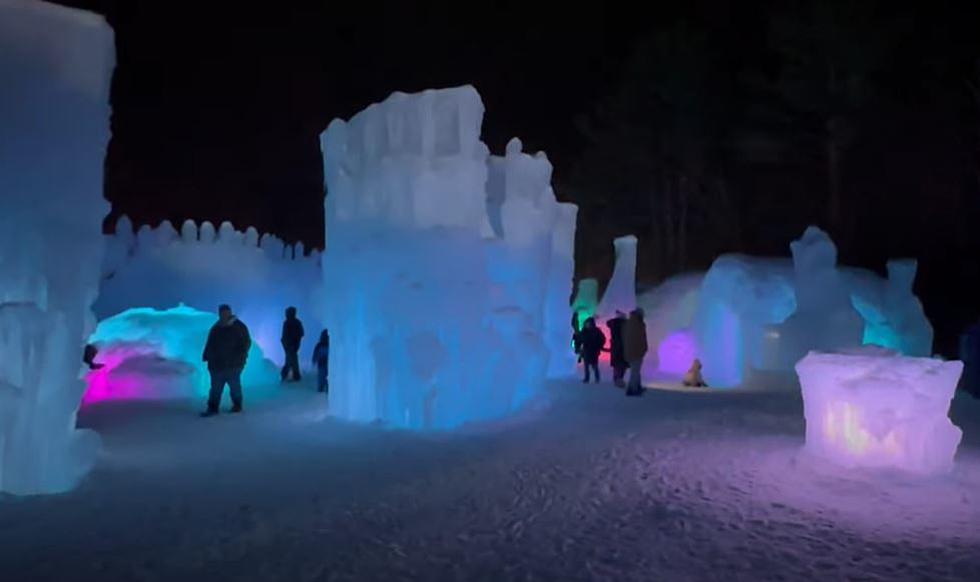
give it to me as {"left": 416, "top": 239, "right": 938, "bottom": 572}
{"left": 81, "top": 343, "right": 188, "bottom": 405}
{"left": 657, "top": 330, "right": 698, "bottom": 376}
{"left": 796, "top": 348, "right": 963, "bottom": 475}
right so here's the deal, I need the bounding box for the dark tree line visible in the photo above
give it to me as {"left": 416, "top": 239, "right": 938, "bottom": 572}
{"left": 568, "top": 0, "right": 980, "bottom": 355}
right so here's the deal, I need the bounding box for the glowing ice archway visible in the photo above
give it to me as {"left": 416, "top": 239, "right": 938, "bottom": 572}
{"left": 84, "top": 305, "right": 279, "bottom": 404}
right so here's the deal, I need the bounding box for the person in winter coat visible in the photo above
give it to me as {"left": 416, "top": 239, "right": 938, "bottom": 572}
{"left": 280, "top": 306, "right": 305, "bottom": 382}
{"left": 201, "top": 304, "right": 251, "bottom": 416}
{"left": 624, "top": 308, "right": 648, "bottom": 396}
{"left": 572, "top": 311, "right": 583, "bottom": 362}
{"left": 683, "top": 358, "right": 708, "bottom": 388}
{"left": 312, "top": 329, "right": 330, "bottom": 394}
{"left": 607, "top": 310, "right": 628, "bottom": 387}
{"left": 579, "top": 317, "right": 606, "bottom": 383}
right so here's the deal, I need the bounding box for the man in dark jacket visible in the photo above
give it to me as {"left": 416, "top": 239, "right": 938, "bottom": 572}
{"left": 607, "top": 310, "right": 627, "bottom": 387}
{"left": 579, "top": 317, "right": 606, "bottom": 383}
{"left": 201, "top": 304, "right": 251, "bottom": 417}
{"left": 280, "top": 306, "right": 305, "bottom": 382}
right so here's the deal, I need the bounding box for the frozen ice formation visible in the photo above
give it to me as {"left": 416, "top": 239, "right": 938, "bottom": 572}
{"left": 543, "top": 204, "right": 579, "bottom": 377}
{"left": 692, "top": 256, "right": 797, "bottom": 387}
{"left": 596, "top": 235, "right": 638, "bottom": 320}
{"left": 85, "top": 305, "right": 278, "bottom": 403}
{"left": 97, "top": 218, "right": 322, "bottom": 366}
{"left": 654, "top": 226, "right": 935, "bottom": 388}
{"left": 0, "top": 0, "right": 113, "bottom": 494}
{"left": 319, "top": 86, "right": 576, "bottom": 428}
{"left": 847, "top": 259, "right": 933, "bottom": 357}
{"left": 636, "top": 273, "right": 704, "bottom": 376}
{"left": 773, "top": 227, "right": 865, "bottom": 369}
{"left": 796, "top": 349, "right": 963, "bottom": 475}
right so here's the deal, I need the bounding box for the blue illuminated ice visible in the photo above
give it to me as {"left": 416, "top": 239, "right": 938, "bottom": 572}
{"left": 596, "top": 235, "right": 638, "bottom": 320}
{"left": 772, "top": 227, "right": 865, "bottom": 369}
{"left": 0, "top": 0, "right": 113, "bottom": 494}
{"left": 97, "top": 219, "right": 322, "bottom": 367}
{"left": 319, "top": 86, "right": 575, "bottom": 428}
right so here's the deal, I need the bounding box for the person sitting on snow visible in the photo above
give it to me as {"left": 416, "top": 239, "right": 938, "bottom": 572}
{"left": 682, "top": 358, "right": 708, "bottom": 388}
{"left": 579, "top": 317, "right": 606, "bottom": 384}
{"left": 312, "top": 329, "right": 330, "bottom": 394}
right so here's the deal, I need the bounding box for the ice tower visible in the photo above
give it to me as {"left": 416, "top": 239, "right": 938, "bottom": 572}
{"left": 0, "top": 0, "right": 113, "bottom": 494}
{"left": 596, "top": 235, "right": 638, "bottom": 320}
{"left": 319, "top": 86, "right": 574, "bottom": 428}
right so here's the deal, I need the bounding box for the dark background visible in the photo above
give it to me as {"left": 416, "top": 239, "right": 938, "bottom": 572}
{"left": 52, "top": 0, "right": 980, "bottom": 356}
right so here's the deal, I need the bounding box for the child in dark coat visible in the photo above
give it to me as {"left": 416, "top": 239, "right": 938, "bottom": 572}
{"left": 579, "top": 317, "right": 606, "bottom": 383}
{"left": 312, "top": 329, "right": 330, "bottom": 393}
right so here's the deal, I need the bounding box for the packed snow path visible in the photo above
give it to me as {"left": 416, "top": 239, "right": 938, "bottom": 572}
{"left": 2, "top": 379, "right": 980, "bottom": 581}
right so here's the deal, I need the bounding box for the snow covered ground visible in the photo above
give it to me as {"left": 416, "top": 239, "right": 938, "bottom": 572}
{"left": 2, "top": 370, "right": 980, "bottom": 581}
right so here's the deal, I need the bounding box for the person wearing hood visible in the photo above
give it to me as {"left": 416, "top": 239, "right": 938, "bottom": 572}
{"left": 280, "top": 306, "right": 305, "bottom": 383}
{"left": 579, "top": 317, "right": 606, "bottom": 383}
{"left": 624, "top": 308, "right": 648, "bottom": 397}
{"left": 312, "top": 329, "right": 331, "bottom": 393}
{"left": 607, "top": 310, "right": 628, "bottom": 387}
{"left": 201, "top": 304, "right": 251, "bottom": 416}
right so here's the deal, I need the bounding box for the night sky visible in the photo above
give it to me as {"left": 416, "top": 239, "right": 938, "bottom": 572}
{"left": 50, "top": 1, "right": 980, "bottom": 354}
{"left": 56, "top": 0, "right": 649, "bottom": 246}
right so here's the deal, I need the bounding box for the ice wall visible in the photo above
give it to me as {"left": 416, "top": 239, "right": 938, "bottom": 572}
{"left": 596, "top": 235, "right": 638, "bottom": 320}
{"left": 544, "top": 204, "right": 579, "bottom": 377}
{"left": 96, "top": 218, "right": 322, "bottom": 367}
{"left": 0, "top": 0, "right": 113, "bottom": 494}
{"left": 797, "top": 348, "right": 962, "bottom": 475}
{"left": 320, "top": 86, "right": 573, "bottom": 428}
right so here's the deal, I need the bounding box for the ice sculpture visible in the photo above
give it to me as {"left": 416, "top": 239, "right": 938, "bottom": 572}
{"left": 642, "top": 230, "right": 934, "bottom": 386}
{"left": 848, "top": 260, "right": 933, "bottom": 356}
{"left": 97, "top": 218, "right": 322, "bottom": 366}
{"left": 796, "top": 349, "right": 963, "bottom": 475}
{"left": 0, "top": 0, "right": 113, "bottom": 494}
{"left": 691, "top": 256, "right": 797, "bottom": 387}
{"left": 596, "top": 235, "right": 638, "bottom": 319}
{"left": 774, "top": 227, "right": 864, "bottom": 368}
{"left": 85, "top": 305, "right": 278, "bottom": 403}
{"left": 319, "top": 86, "right": 573, "bottom": 429}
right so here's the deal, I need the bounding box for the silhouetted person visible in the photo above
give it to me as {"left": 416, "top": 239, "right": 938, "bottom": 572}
{"left": 201, "top": 304, "right": 251, "bottom": 417}
{"left": 280, "top": 306, "right": 305, "bottom": 382}
{"left": 579, "top": 317, "right": 606, "bottom": 384}
{"left": 624, "top": 308, "right": 648, "bottom": 397}
{"left": 82, "top": 344, "right": 104, "bottom": 370}
{"left": 683, "top": 358, "right": 708, "bottom": 388}
{"left": 607, "top": 310, "right": 627, "bottom": 387}
{"left": 312, "top": 329, "right": 330, "bottom": 393}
